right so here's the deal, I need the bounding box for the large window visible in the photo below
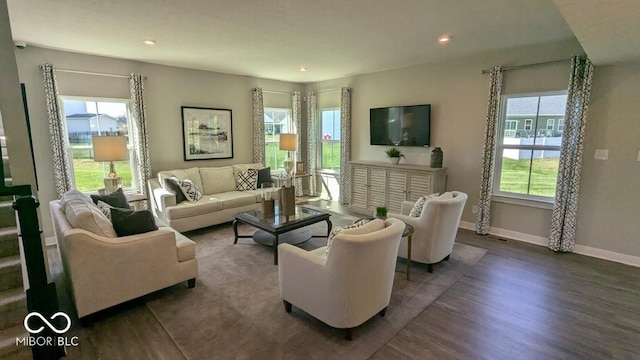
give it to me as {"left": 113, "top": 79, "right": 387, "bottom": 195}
{"left": 62, "top": 97, "right": 137, "bottom": 192}
{"left": 320, "top": 108, "right": 341, "bottom": 170}
{"left": 494, "top": 92, "right": 567, "bottom": 200}
{"left": 264, "top": 108, "right": 292, "bottom": 171}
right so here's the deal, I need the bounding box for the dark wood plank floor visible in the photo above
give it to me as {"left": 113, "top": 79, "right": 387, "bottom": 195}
{"left": 52, "top": 199, "right": 640, "bottom": 359}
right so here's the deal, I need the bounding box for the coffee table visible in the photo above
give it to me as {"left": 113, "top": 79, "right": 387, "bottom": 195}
{"left": 233, "top": 206, "right": 332, "bottom": 265}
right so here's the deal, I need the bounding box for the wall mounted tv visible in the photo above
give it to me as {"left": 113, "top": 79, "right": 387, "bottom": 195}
{"left": 370, "top": 104, "right": 431, "bottom": 147}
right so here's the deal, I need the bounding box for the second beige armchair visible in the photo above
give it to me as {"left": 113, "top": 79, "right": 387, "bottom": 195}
{"left": 388, "top": 191, "right": 467, "bottom": 273}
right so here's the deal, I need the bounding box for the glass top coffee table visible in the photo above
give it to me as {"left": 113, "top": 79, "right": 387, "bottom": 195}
{"left": 233, "top": 205, "right": 332, "bottom": 265}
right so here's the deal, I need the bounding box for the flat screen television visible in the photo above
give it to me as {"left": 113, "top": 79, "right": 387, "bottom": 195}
{"left": 370, "top": 104, "right": 431, "bottom": 147}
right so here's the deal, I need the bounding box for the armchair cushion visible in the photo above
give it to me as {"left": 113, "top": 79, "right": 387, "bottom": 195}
{"left": 409, "top": 193, "right": 439, "bottom": 217}
{"left": 64, "top": 198, "right": 117, "bottom": 238}
{"left": 111, "top": 208, "right": 159, "bottom": 236}
{"left": 324, "top": 218, "right": 385, "bottom": 260}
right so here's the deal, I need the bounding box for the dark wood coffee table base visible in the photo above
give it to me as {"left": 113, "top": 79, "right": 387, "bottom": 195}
{"left": 252, "top": 229, "right": 312, "bottom": 246}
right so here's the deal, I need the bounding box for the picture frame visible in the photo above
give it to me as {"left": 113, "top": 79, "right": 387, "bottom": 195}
{"left": 181, "top": 106, "right": 233, "bottom": 160}
{"left": 296, "top": 161, "right": 305, "bottom": 174}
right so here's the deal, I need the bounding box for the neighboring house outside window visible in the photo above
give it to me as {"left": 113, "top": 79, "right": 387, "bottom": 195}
{"left": 494, "top": 91, "right": 568, "bottom": 201}
{"left": 264, "top": 107, "right": 292, "bottom": 171}
{"left": 62, "top": 97, "right": 137, "bottom": 192}
{"left": 320, "top": 108, "right": 341, "bottom": 170}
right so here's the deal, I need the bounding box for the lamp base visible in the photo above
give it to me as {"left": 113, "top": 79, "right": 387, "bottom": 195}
{"left": 104, "top": 177, "right": 122, "bottom": 193}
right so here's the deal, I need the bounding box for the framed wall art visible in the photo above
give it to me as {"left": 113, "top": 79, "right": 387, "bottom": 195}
{"left": 181, "top": 106, "right": 233, "bottom": 160}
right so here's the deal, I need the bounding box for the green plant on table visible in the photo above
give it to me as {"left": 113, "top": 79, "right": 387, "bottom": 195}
{"left": 375, "top": 206, "right": 388, "bottom": 218}
{"left": 384, "top": 147, "right": 404, "bottom": 158}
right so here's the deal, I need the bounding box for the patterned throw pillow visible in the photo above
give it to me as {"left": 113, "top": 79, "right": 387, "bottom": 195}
{"left": 324, "top": 218, "right": 372, "bottom": 260}
{"left": 164, "top": 176, "right": 188, "bottom": 203}
{"left": 409, "top": 193, "right": 440, "bottom": 217}
{"left": 179, "top": 179, "right": 203, "bottom": 202}
{"left": 236, "top": 169, "right": 258, "bottom": 191}
{"left": 96, "top": 200, "right": 114, "bottom": 220}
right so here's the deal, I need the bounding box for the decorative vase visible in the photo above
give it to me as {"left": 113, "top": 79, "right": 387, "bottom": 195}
{"left": 430, "top": 147, "right": 443, "bottom": 168}
{"left": 389, "top": 157, "right": 400, "bottom": 165}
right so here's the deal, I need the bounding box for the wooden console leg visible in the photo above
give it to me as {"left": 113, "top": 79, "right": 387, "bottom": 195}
{"left": 283, "top": 300, "right": 292, "bottom": 313}
{"left": 187, "top": 278, "right": 196, "bottom": 288}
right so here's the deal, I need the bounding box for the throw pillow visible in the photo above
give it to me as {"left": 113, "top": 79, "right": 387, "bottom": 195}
{"left": 164, "top": 176, "right": 188, "bottom": 203}
{"left": 256, "top": 167, "right": 272, "bottom": 187}
{"left": 409, "top": 193, "right": 440, "bottom": 217}
{"left": 179, "top": 179, "right": 203, "bottom": 202}
{"left": 110, "top": 208, "right": 158, "bottom": 237}
{"left": 90, "top": 188, "right": 131, "bottom": 209}
{"left": 236, "top": 169, "right": 258, "bottom": 191}
{"left": 324, "top": 218, "right": 382, "bottom": 260}
{"left": 96, "top": 200, "right": 114, "bottom": 220}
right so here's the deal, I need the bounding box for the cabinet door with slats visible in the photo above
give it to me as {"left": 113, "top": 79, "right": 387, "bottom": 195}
{"left": 407, "top": 172, "right": 432, "bottom": 203}
{"left": 387, "top": 171, "right": 407, "bottom": 213}
{"left": 350, "top": 166, "right": 368, "bottom": 209}
{"left": 367, "top": 168, "right": 387, "bottom": 211}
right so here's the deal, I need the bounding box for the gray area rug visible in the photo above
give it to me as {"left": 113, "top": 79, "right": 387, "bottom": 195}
{"left": 143, "top": 211, "right": 487, "bottom": 360}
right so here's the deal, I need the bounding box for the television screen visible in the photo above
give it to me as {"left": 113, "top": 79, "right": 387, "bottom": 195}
{"left": 370, "top": 104, "right": 431, "bottom": 147}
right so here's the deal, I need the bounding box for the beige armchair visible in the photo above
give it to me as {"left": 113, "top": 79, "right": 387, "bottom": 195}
{"left": 388, "top": 191, "right": 467, "bottom": 273}
{"left": 278, "top": 218, "right": 405, "bottom": 340}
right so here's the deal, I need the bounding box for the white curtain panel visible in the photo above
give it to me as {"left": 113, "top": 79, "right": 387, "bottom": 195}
{"left": 41, "top": 63, "right": 72, "bottom": 198}
{"left": 339, "top": 87, "right": 352, "bottom": 204}
{"left": 292, "top": 91, "right": 303, "bottom": 196}
{"left": 475, "top": 65, "right": 503, "bottom": 235}
{"left": 548, "top": 56, "right": 594, "bottom": 252}
{"left": 129, "top": 74, "right": 152, "bottom": 201}
{"left": 306, "top": 92, "right": 318, "bottom": 196}
{"left": 252, "top": 88, "right": 265, "bottom": 165}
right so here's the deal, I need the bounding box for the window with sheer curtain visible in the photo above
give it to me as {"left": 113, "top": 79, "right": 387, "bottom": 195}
{"left": 264, "top": 107, "right": 292, "bottom": 171}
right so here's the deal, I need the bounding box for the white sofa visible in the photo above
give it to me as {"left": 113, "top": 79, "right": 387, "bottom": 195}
{"left": 50, "top": 195, "right": 199, "bottom": 318}
{"left": 148, "top": 163, "right": 271, "bottom": 232}
{"left": 278, "top": 218, "right": 406, "bottom": 340}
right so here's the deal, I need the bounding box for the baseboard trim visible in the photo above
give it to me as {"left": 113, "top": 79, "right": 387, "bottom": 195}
{"left": 45, "top": 236, "right": 56, "bottom": 246}
{"left": 458, "top": 221, "right": 640, "bottom": 267}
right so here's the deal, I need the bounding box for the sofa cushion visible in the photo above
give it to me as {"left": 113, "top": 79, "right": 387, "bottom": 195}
{"left": 165, "top": 196, "right": 223, "bottom": 220}
{"left": 180, "top": 179, "right": 204, "bottom": 202}
{"left": 164, "top": 176, "right": 188, "bottom": 203}
{"left": 90, "top": 188, "right": 130, "bottom": 209}
{"left": 157, "top": 167, "right": 203, "bottom": 194}
{"left": 236, "top": 169, "right": 258, "bottom": 191}
{"left": 64, "top": 198, "right": 117, "bottom": 238}
{"left": 172, "top": 230, "right": 197, "bottom": 262}
{"left": 200, "top": 166, "right": 236, "bottom": 194}
{"left": 110, "top": 208, "right": 158, "bottom": 237}
{"left": 211, "top": 191, "right": 259, "bottom": 210}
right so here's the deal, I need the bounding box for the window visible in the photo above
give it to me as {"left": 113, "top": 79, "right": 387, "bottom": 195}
{"left": 494, "top": 92, "right": 567, "bottom": 200}
{"left": 320, "top": 108, "right": 341, "bottom": 170}
{"left": 61, "top": 97, "right": 137, "bottom": 192}
{"left": 264, "top": 108, "right": 292, "bottom": 171}
{"left": 557, "top": 119, "right": 565, "bottom": 131}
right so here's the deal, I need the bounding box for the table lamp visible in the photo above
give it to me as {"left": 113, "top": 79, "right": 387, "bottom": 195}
{"left": 279, "top": 133, "right": 298, "bottom": 216}
{"left": 92, "top": 135, "right": 128, "bottom": 193}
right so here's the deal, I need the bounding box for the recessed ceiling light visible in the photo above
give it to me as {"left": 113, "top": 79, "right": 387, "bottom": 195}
{"left": 299, "top": 67, "right": 307, "bottom": 72}
{"left": 437, "top": 34, "right": 452, "bottom": 45}
{"left": 143, "top": 39, "right": 156, "bottom": 45}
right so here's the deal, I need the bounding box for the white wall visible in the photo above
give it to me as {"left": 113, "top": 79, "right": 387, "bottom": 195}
{"left": 309, "top": 38, "right": 640, "bottom": 259}
{"left": 14, "top": 46, "right": 303, "bottom": 238}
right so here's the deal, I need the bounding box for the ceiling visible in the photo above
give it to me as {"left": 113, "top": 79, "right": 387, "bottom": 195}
{"left": 6, "top": 0, "right": 640, "bottom": 83}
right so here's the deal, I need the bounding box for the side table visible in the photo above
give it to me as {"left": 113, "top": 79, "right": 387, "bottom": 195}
{"left": 355, "top": 218, "right": 414, "bottom": 281}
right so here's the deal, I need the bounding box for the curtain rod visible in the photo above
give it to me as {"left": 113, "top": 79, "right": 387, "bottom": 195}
{"left": 55, "top": 68, "right": 131, "bottom": 79}
{"left": 481, "top": 58, "right": 571, "bottom": 74}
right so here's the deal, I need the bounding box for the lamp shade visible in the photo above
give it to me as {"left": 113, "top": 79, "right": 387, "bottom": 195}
{"left": 92, "top": 136, "right": 128, "bottom": 162}
{"left": 279, "top": 133, "right": 298, "bottom": 151}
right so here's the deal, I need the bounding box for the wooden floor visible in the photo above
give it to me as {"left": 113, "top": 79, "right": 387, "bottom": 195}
{"left": 57, "top": 199, "right": 640, "bottom": 359}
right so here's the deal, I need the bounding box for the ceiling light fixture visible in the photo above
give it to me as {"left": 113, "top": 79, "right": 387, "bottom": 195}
{"left": 299, "top": 67, "right": 307, "bottom": 72}
{"left": 437, "top": 34, "right": 452, "bottom": 45}
{"left": 143, "top": 39, "right": 156, "bottom": 45}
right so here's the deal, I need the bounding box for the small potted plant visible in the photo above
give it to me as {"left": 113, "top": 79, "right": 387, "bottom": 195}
{"left": 385, "top": 147, "right": 404, "bottom": 165}
{"left": 375, "top": 206, "right": 388, "bottom": 219}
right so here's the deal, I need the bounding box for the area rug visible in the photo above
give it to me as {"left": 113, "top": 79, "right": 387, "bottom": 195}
{"left": 143, "top": 211, "right": 487, "bottom": 360}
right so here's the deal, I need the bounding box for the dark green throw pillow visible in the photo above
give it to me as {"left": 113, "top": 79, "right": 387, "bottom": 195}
{"left": 110, "top": 208, "right": 158, "bottom": 237}
{"left": 90, "top": 188, "right": 130, "bottom": 209}
{"left": 257, "top": 167, "right": 272, "bottom": 187}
